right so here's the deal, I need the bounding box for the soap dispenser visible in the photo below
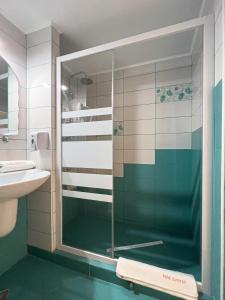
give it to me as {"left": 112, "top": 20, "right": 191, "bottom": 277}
{"left": 31, "top": 132, "right": 49, "bottom": 151}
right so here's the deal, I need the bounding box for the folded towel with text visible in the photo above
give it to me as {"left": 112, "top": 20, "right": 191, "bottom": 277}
{"left": 116, "top": 257, "right": 198, "bottom": 300}
{"left": 0, "top": 160, "right": 35, "bottom": 173}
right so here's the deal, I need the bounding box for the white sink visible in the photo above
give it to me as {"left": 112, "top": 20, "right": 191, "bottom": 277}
{"left": 0, "top": 169, "right": 50, "bottom": 237}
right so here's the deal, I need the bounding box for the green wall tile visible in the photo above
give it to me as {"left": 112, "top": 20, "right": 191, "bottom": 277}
{"left": 0, "top": 197, "right": 27, "bottom": 276}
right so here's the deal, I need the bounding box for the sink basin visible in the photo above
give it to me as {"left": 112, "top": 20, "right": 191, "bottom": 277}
{"left": 0, "top": 169, "right": 50, "bottom": 237}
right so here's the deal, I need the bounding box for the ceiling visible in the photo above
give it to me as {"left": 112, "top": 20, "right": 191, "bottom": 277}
{"left": 0, "top": 0, "right": 206, "bottom": 54}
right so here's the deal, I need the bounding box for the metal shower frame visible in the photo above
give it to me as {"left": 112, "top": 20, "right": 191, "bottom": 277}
{"left": 56, "top": 15, "right": 215, "bottom": 294}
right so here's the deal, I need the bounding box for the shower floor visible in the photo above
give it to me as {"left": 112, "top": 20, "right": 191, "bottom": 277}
{"left": 63, "top": 216, "right": 201, "bottom": 281}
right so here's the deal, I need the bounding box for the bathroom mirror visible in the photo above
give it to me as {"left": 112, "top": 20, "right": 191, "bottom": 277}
{"left": 0, "top": 56, "right": 19, "bottom": 135}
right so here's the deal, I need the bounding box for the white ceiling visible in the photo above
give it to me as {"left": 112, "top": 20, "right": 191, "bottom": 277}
{"left": 0, "top": 0, "right": 205, "bottom": 54}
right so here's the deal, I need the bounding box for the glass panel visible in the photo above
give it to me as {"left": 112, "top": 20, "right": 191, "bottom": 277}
{"left": 113, "top": 29, "right": 203, "bottom": 280}
{"left": 61, "top": 51, "right": 113, "bottom": 257}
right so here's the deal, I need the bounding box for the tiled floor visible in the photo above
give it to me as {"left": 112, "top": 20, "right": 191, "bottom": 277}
{"left": 0, "top": 256, "right": 150, "bottom": 300}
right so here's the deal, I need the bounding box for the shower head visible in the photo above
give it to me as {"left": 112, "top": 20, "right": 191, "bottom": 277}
{"left": 80, "top": 77, "right": 93, "bottom": 85}
{"left": 70, "top": 71, "right": 93, "bottom": 85}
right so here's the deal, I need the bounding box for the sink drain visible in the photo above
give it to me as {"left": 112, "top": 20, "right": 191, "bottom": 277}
{"left": 0, "top": 290, "right": 8, "bottom": 300}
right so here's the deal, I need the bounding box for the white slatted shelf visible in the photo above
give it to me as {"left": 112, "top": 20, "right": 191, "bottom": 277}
{"left": 62, "top": 172, "right": 112, "bottom": 189}
{"left": 63, "top": 141, "right": 112, "bottom": 169}
{"left": 62, "top": 120, "right": 112, "bottom": 137}
{"left": 62, "top": 190, "right": 112, "bottom": 203}
{"left": 62, "top": 107, "right": 112, "bottom": 119}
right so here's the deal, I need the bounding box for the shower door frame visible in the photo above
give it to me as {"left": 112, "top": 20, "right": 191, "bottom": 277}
{"left": 56, "top": 15, "right": 214, "bottom": 294}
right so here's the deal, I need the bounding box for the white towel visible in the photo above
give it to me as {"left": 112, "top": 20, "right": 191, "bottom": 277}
{"left": 116, "top": 257, "right": 198, "bottom": 300}
{"left": 0, "top": 160, "right": 35, "bottom": 173}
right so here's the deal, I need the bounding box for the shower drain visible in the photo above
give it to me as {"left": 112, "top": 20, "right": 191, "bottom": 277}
{"left": 0, "top": 290, "right": 8, "bottom": 300}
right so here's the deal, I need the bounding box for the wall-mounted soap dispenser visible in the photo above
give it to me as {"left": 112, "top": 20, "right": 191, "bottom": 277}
{"left": 31, "top": 132, "right": 49, "bottom": 151}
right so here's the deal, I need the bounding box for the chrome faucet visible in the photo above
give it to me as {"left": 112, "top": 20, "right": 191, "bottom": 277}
{"left": 0, "top": 134, "right": 9, "bottom": 143}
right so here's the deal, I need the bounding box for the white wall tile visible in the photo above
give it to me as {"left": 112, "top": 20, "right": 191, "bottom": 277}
{"left": 97, "top": 72, "right": 111, "bottom": 82}
{"left": 28, "top": 211, "right": 51, "bottom": 234}
{"left": 114, "top": 136, "right": 123, "bottom": 149}
{"left": 26, "top": 26, "right": 59, "bottom": 252}
{"left": 0, "top": 149, "right": 26, "bottom": 160}
{"left": 124, "top": 119, "right": 155, "bottom": 135}
{"left": 27, "top": 27, "right": 52, "bottom": 48}
{"left": 192, "top": 96, "right": 202, "bottom": 114}
{"left": 124, "top": 104, "right": 155, "bottom": 120}
{"left": 156, "top": 101, "right": 191, "bottom": 118}
{"left": 87, "top": 82, "right": 97, "bottom": 98}
{"left": 28, "top": 86, "right": 52, "bottom": 108}
{"left": 156, "top": 66, "right": 191, "bottom": 87}
{"left": 124, "top": 134, "right": 155, "bottom": 150}
{"left": 114, "top": 107, "right": 123, "bottom": 121}
{"left": 28, "top": 107, "right": 52, "bottom": 129}
{"left": 192, "top": 110, "right": 202, "bottom": 132}
{"left": 156, "top": 117, "right": 191, "bottom": 134}
{"left": 97, "top": 80, "right": 111, "bottom": 96}
{"left": 124, "top": 150, "right": 155, "bottom": 164}
{"left": 156, "top": 56, "right": 192, "bottom": 72}
{"left": 113, "top": 163, "right": 124, "bottom": 177}
{"left": 27, "top": 63, "right": 52, "bottom": 88}
{"left": 96, "top": 95, "right": 111, "bottom": 107}
{"left": 124, "top": 63, "right": 155, "bottom": 77}
{"left": 38, "top": 173, "right": 53, "bottom": 192}
{"left": 97, "top": 79, "right": 123, "bottom": 96}
{"left": 114, "top": 150, "right": 123, "bottom": 163}
{"left": 27, "top": 42, "right": 52, "bottom": 68}
{"left": 28, "top": 191, "right": 51, "bottom": 213}
{"left": 124, "top": 89, "right": 155, "bottom": 106}
{"left": 114, "top": 93, "right": 124, "bottom": 107}
{"left": 124, "top": 73, "right": 155, "bottom": 92}
{"left": 0, "top": 139, "right": 26, "bottom": 150}
{"left": 28, "top": 230, "right": 51, "bottom": 251}
{"left": 156, "top": 133, "right": 191, "bottom": 149}
{"left": 97, "top": 70, "right": 123, "bottom": 82}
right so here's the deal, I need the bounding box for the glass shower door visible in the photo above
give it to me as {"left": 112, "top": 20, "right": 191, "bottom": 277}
{"left": 61, "top": 51, "right": 114, "bottom": 257}
{"left": 112, "top": 36, "right": 203, "bottom": 280}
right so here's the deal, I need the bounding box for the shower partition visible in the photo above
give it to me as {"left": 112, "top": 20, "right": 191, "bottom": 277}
{"left": 56, "top": 16, "right": 214, "bottom": 294}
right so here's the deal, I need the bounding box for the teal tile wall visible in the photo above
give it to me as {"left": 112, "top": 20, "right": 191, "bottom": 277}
{"left": 115, "top": 149, "right": 199, "bottom": 239}
{"left": 212, "top": 80, "right": 223, "bottom": 300}
{"left": 63, "top": 197, "right": 112, "bottom": 256}
{"left": 0, "top": 197, "right": 27, "bottom": 276}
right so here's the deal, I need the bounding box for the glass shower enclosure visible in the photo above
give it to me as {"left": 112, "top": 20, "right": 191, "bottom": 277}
{"left": 56, "top": 16, "right": 214, "bottom": 294}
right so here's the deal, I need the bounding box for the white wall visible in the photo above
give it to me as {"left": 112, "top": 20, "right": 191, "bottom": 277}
{"left": 26, "top": 27, "right": 60, "bottom": 251}
{"left": 0, "top": 13, "right": 27, "bottom": 160}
